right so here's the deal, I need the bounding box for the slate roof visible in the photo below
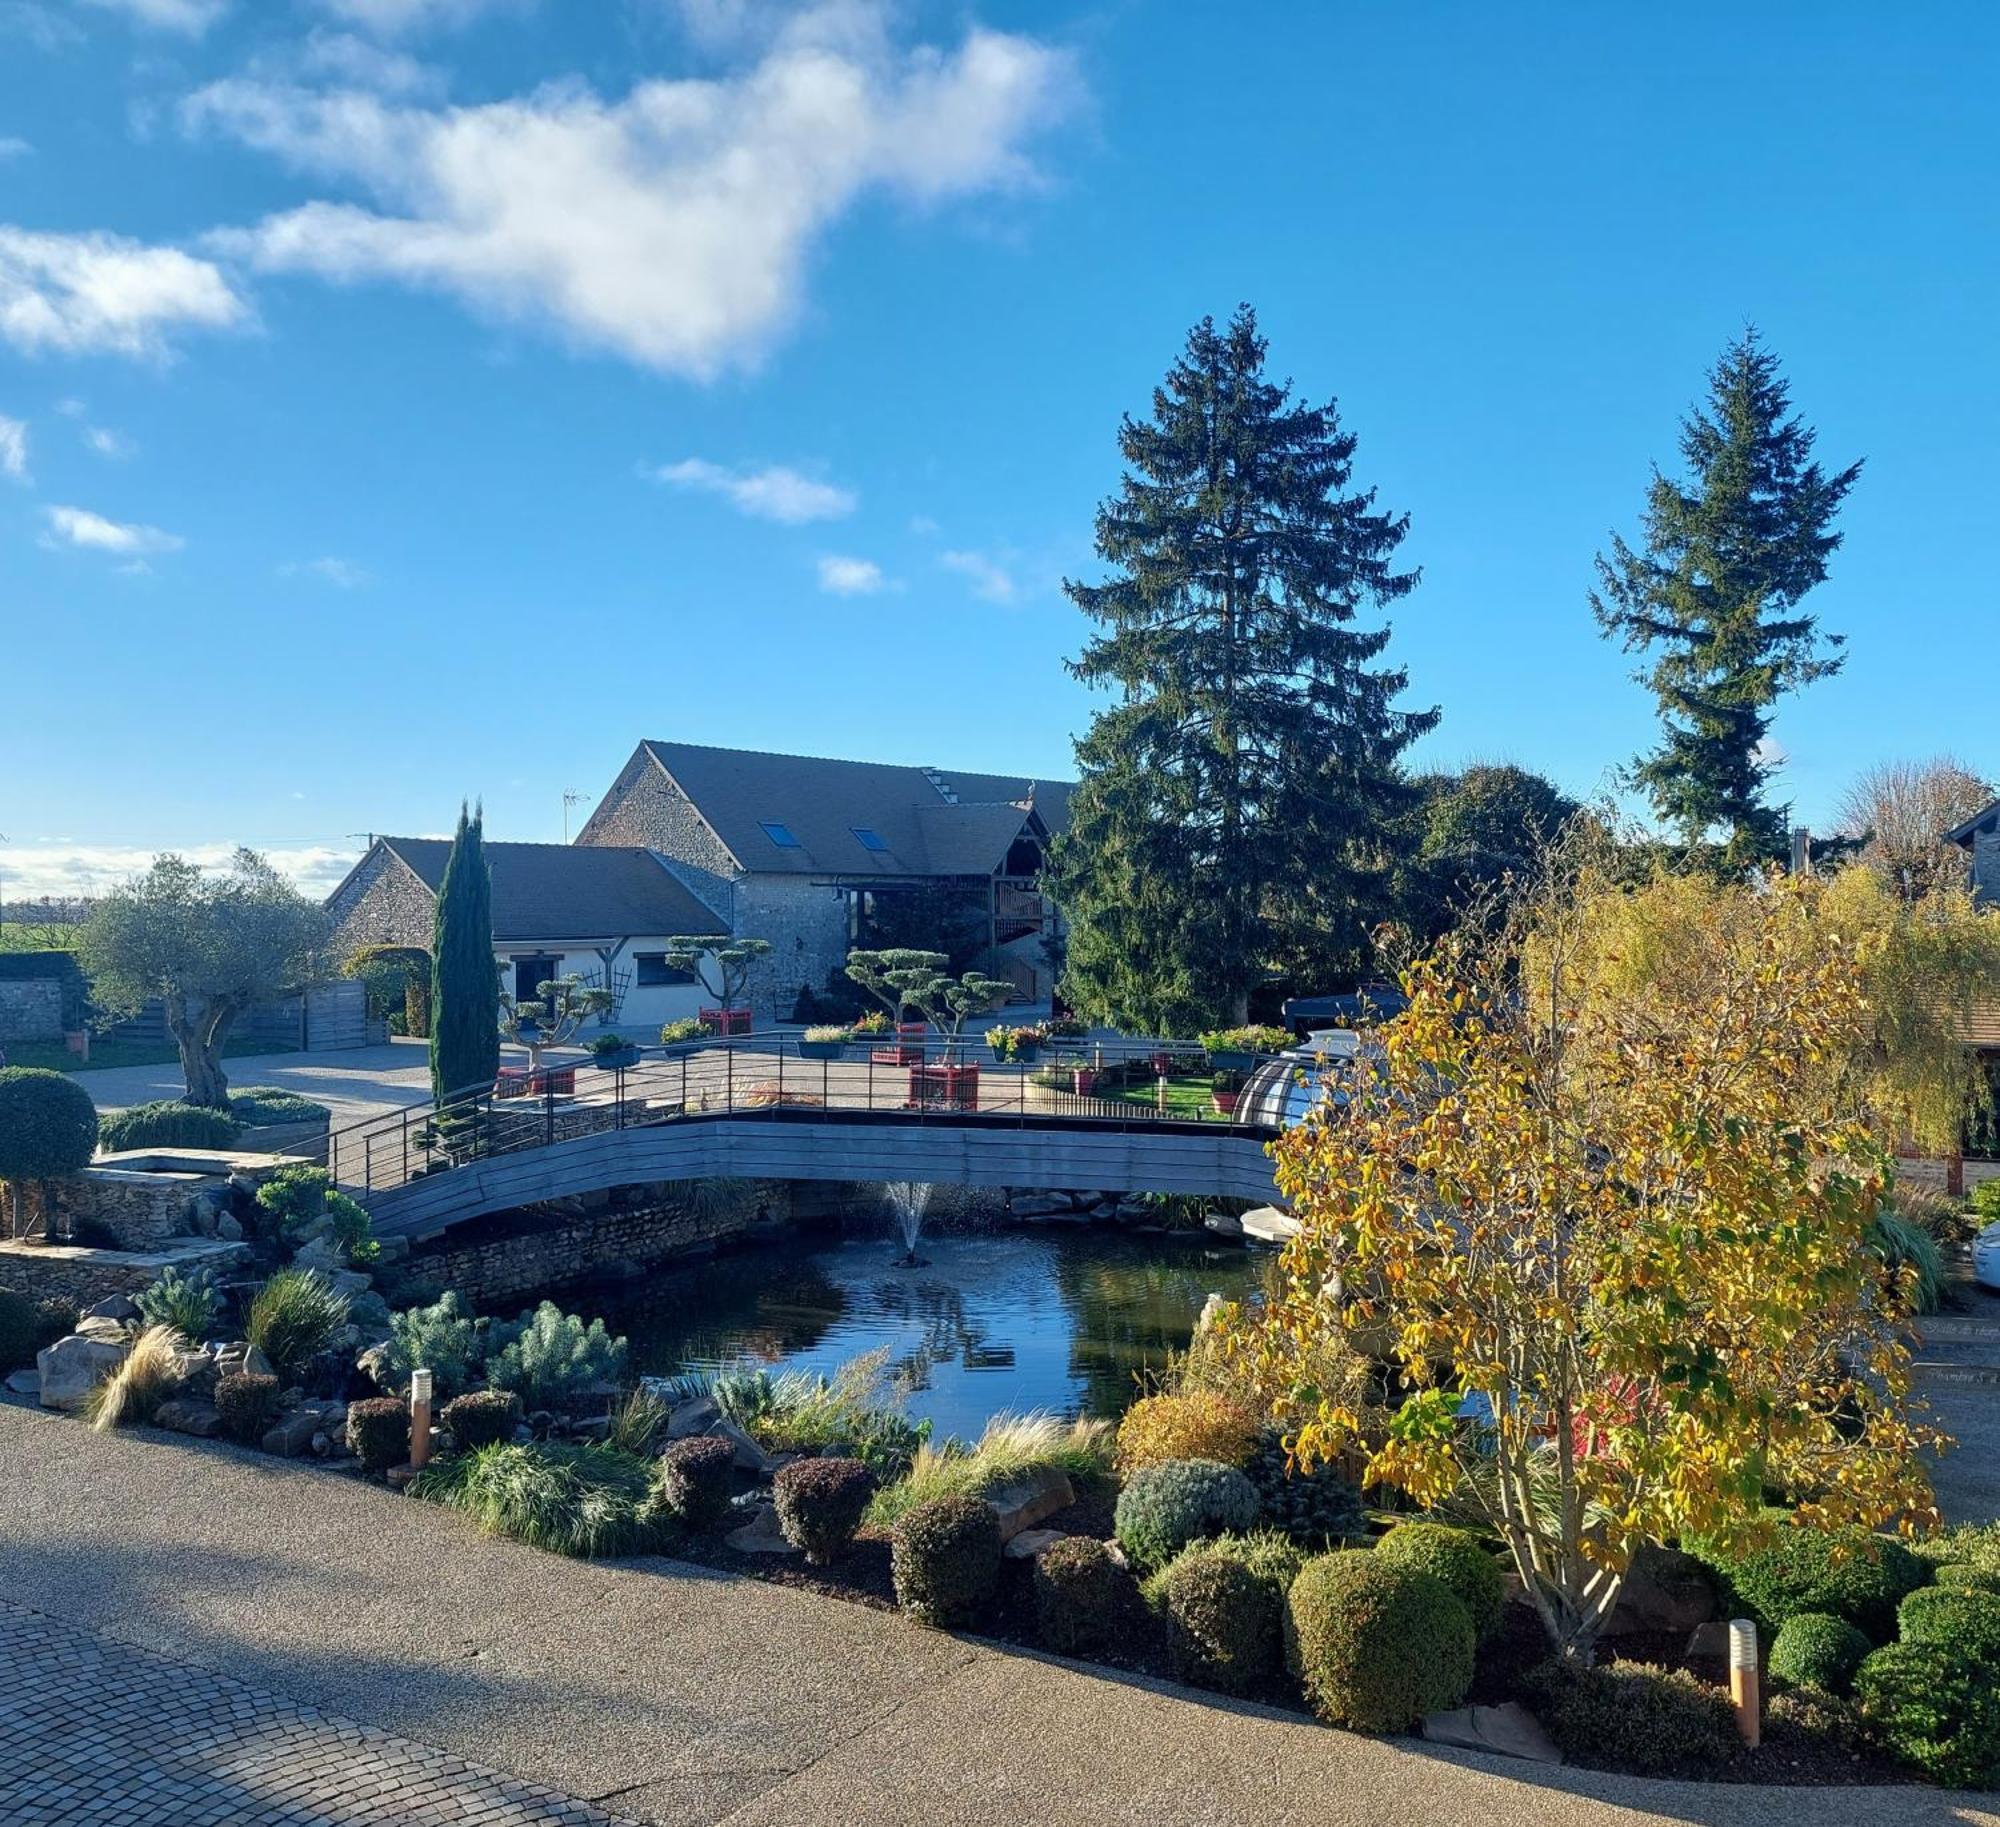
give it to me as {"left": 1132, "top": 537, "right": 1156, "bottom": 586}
{"left": 377, "top": 839, "right": 719, "bottom": 941}
{"left": 635, "top": 740, "right": 1074, "bottom": 878}
{"left": 1946, "top": 799, "right": 2000, "bottom": 847}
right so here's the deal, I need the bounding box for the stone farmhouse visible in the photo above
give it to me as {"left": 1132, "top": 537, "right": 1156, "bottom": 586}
{"left": 326, "top": 740, "right": 1073, "bottom": 1030}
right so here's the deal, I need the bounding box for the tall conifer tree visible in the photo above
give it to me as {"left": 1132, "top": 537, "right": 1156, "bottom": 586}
{"left": 429, "top": 802, "right": 499, "bottom": 1101}
{"left": 1593, "top": 330, "right": 1861, "bottom": 864}
{"left": 1049, "top": 306, "right": 1436, "bottom": 1033}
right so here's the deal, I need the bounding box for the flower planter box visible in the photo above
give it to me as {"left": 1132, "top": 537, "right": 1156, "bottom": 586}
{"left": 1013, "top": 1040, "right": 1041, "bottom": 1064}
{"left": 589, "top": 1046, "right": 641, "bottom": 1071}
{"left": 1211, "top": 1090, "right": 1242, "bottom": 1117}
{"left": 496, "top": 1066, "right": 577, "bottom": 1099}
{"left": 908, "top": 1061, "right": 980, "bottom": 1110}
{"left": 1072, "top": 1068, "right": 1102, "bottom": 1097}
{"left": 797, "top": 1039, "right": 847, "bottom": 1061}
{"left": 700, "top": 1006, "right": 753, "bottom": 1037}
{"left": 1207, "top": 1048, "right": 1256, "bottom": 1073}
{"left": 871, "top": 1022, "right": 929, "bottom": 1068}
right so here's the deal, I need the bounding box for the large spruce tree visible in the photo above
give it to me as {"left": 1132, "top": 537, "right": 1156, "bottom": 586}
{"left": 1049, "top": 306, "right": 1436, "bottom": 1033}
{"left": 429, "top": 802, "right": 499, "bottom": 1102}
{"left": 1593, "top": 330, "right": 1861, "bottom": 864}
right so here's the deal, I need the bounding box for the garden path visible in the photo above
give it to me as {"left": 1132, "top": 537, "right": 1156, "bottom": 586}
{"left": 0, "top": 1399, "right": 1992, "bottom": 1827}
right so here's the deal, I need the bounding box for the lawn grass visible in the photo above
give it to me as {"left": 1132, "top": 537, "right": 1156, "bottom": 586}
{"left": 9, "top": 1037, "right": 298, "bottom": 1075}
{"left": 1102, "top": 1074, "right": 1220, "bottom": 1119}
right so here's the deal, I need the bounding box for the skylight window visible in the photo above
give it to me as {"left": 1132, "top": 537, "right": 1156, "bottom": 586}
{"left": 851, "top": 827, "right": 888, "bottom": 853}
{"left": 759, "top": 821, "right": 801, "bottom": 847}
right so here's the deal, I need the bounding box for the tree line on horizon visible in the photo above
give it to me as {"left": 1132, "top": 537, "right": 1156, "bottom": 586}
{"left": 1046, "top": 304, "right": 1995, "bottom": 1033}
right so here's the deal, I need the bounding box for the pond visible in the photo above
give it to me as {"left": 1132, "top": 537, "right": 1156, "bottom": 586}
{"left": 592, "top": 1226, "right": 1274, "bottom": 1442}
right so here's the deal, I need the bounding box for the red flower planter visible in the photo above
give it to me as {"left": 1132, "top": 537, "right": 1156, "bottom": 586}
{"left": 496, "top": 1065, "right": 577, "bottom": 1099}
{"left": 908, "top": 1062, "right": 980, "bottom": 1110}
{"left": 700, "top": 1006, "right": 753, "bottom": 1036}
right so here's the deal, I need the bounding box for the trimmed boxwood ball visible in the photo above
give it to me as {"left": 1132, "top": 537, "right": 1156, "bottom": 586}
{"left": 1897, "top": 1585, "right": 2000, "bottom": 1662}
{"left": 1033, "top": 1536, "right": 1141, "bottom": 1658}
{"left": 1769, "top": 1612, "right": 1872, "bottom": 1694}
{"left": 0, "top": 1067, "right": 99, "bottom": 1234}
{"left": 1113, "top": 1458, "right": 1260, "bottom": 1573}
{"left": 214, "top": 1372, "right": 280, "bottom": 1444}
{"left": 653, "top": 1436, "right": 737, "bottom": 1531}
{"left": 1284, "top": 1550, "right": 1474, "bottom": 1732}
{"left": 1522, "top": 1659, "right": 1740, "bottom": 1778}
{"left": 347, "top": 1395, "right": 411, "bottom": 1473}
{"left": 772, "top": 1457, "right": 875, "bottom": 1565}
{"left": 1932, "top": 1561, "right": 2000, "bottom": 1595}
{"left": 1854, "top": 1641, "right": 2000, "bottom": 1788}
{"left": 95, "top": 1098, "right": 237, "bottom": 1153}
{"left": 441, "top": 1389, "right": 522, "bottom": 1452}
{"left": 1703, "top": 1524, "right": 1928, "bottom": 1639}
{"left": 892, "top": 1494, "right": 1003, "bottom": 1626}
{"left": 1157, "top": 1547, "right": 1286, "bottom": 1694}
{"left": 1371, "top": 1522, "right": 1505, "bottom": 1644}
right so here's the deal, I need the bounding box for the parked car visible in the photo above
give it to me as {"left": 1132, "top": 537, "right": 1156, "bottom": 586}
{"left": 1280, "top": 980, "right": 1409, "bottom": 1038}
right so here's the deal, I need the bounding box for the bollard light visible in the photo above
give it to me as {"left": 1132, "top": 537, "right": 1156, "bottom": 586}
{"left": 1728, "top": 1617, "right": 1760, "bottom": 1748}
{"left": 410, "top": 1366, "right": 434, "bottom": 1471}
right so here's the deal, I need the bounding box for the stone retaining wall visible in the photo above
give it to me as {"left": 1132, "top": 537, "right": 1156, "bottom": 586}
{"left": 407, "top": 1177, "right": 858, "bottom": 1306}
{"left": 0, "top": 1238, "right": 249, "bottom": 1309}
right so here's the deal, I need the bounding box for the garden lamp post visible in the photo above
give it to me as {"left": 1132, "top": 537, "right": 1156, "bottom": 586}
{"left": 1728, "top": 1617, "right": 1760, "bottom": 1747}
{"left": 410, "top": 1367, "right": 434, "bottom": 1471}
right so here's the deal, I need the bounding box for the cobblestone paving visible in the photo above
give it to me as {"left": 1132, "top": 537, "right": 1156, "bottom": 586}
{"left": 0, "top": 1602, "right": 637, "bottom": 1826}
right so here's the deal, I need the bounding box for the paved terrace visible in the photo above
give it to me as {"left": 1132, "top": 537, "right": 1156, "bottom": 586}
{"left": 1, "top": 1399, "right": 1993, "bottom": 1827}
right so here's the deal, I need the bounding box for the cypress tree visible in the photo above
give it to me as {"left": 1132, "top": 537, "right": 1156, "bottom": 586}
{"left": 429, "top": 802, "right": 499, "bottom": 1102}
{"left": 1049, "top": 305, "right": 1436, "bottom": 1033}
{"left": 1593, "top": 330, "right": 1861, "bottom": 865}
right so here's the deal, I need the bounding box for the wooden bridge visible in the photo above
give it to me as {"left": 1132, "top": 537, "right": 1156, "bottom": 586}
{"left": 326, "top": 1036, "right": 1293, "bottom": 1242}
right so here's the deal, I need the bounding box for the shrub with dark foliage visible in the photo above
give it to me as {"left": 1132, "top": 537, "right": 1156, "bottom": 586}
{"left": 1700, "top": 1523, "right": 1928, "bottom": 1639}
{"left": 1897, "top": 1585, "right": 2000, "bottom": 1663}
{"left": 1243, "top": 1429, "right": 1367, "bottom": 1549}
{"left": 214, "top": 1372, "right": 280, "bottom": 1444}
{"left": 1113, "top": 1458, "right": 1260, "bottom": 1572}
{"left": 653, "top": 1436, "right": 737, "bottom": 1531}
{"left": 441, "top": 1389, "right": 522, "bottom": 1452}
{"left": 1157, "top": 1547, "right": 1286, "bottom": 1694}
{"left": 891, "top": 1494, "right": 1003, "bottom": 1626}
{"left": 347, "top": 1396, "right": 411, "bottom": 1473}
{"left": 1854, "top": 1641, "right": 2000, "bottom": 1788}
{"left": 772, "top": 1457, "right": 875, "bottom": 1565}
{"left": 1033, "top": 1536, "right": 1141, "bottom": 1658}
{"left": 32, "top": 1297, "right": 78, "bottom": 1354}
{"left": 1522, "top": 1659, "right": 1739, "bottom": 1778}
{"left": 0, "top": 1291, "right": 45, "bottom": 1371}
{"left": 1371, "top": 1522, "right": 1505, "bottom": 1643}
{"left": 1284, "top": 1551, "right": 1474, "bottom": 1732}
{"left": 96, "top": 1099, "right": 238, "bottom": 1152}
{"left": 1933, "top": 1562, "right": 2000, "bottom": 1596}
{"left": 1769, "top": 1612, "right": 1871, "bottom": 1694}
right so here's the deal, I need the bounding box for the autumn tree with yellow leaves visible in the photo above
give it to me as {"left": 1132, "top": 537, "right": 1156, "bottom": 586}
{"left": 1227, "top": 847, "right": 1962, "bottom": 1661}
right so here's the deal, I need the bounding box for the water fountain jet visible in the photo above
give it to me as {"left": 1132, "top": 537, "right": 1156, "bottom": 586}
{"left": 884, "top": 1180, "right": 934, "bottom": 1266}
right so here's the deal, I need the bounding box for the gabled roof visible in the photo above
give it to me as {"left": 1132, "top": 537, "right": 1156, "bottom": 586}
{"left": 373, "top": 839, "right": 719, "bottom": 941}
{"left": 633, "top": 739, "right": 1074, "bottom": 878}
{"left": 1946, "top": 799, "right": 2000, "bottom": 848}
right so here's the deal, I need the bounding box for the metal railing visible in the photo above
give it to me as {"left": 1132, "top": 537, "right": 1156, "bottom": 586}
{"left": 324, "top": 1030, "right": 1291, "bottom": 1200}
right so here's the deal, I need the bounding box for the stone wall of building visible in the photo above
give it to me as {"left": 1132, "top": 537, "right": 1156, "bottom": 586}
{"left": 1973, "top": 829, "right": 2000, "bottom": 908}
{"left": 326, "top": 846, "right": 437, "bottom": 957}
{"left": 0, "top": 979, "right": 63, "bottom": 1043}
{"left": 734, "top": 873, "right": 853, "bottom": 1020}
{"left": 576, "top": 753, "right": 738, "bottom": 922}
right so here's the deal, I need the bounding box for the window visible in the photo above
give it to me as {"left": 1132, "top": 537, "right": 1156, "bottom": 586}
{"left": 851, "top": 826, "right": 888, "bottom": 853}
{"left": 759, "top": 821, "right": 801, "bottom": 847}
{"left": 635, "top": 953, "right": 695, "bottom": 987}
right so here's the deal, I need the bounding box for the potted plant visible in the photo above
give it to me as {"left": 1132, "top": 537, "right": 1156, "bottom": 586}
{"left": 588, "top": 1033, "right": 641, "bottom": 1070}
{"left": 1044, "top": 1014, "right": 1087, "bottom": 1040}
{"left": 664, "top": 934, "right": 772, "bottom": 1036}
{"left": 850, "top": 1010, "right": 890, "bottom": 1040}
{"left": 1010, "top": 1024, "right": 1045, "bottom": 1064}
{"left": 798, "top": 1024, "right": 850, "bottom": 1061}
{"left": 1201, "top": 1024, "right": 1289, "bottom": 1072}
{"left": 1210, "top": 1069, "right": 1246, "bottom": 1116}
{"left": 658, "top": 1016, "right": 708, "bottom": 1051}
{"left": 985, "top": 1023, "right": 1016, "bottom": 1062}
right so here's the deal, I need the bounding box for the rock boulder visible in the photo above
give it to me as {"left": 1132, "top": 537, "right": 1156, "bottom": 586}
{"left": 37, "top": 1333, "right": 130, "bottom": 1411}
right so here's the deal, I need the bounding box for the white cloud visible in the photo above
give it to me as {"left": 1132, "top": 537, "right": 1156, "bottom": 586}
{"left": 318, "top": 0, "right": 515, "bottom": 34}
{"left": 0, "top": 414, "right": 27, "bottom": 481}
{"left": 941, "top": 546, "right": 1017, "bottom": 603}
{"left": 299, "top": 28, "right": 439, "bottom": 96}
{"left": 653, "top": 457, "right": 855, "bottom": 523}
{"left": 0, "top": 137, "right": 29, "bottom": 160}
{"left": 42, "top": 503, "right": 183, "bottom": 555}
{"left": 79, "top": 0, "right": 230, "bottom": 34}
{"left": 280, "top": 555, "right": 371, "bottom": 587}
{"left": 188, "top": 7, "right": 1074, "bottom": 374}
{"left": 83, "top": 424, "right": 136, "bottom": 459}
{"left": 816, "top": 553, "right": 885, "bottom": 595}
{"left": 0, "top": 839, "right": 357, "bottom": 899}
{"left": 0, "top": 226, "right": 249, "bottom": 358}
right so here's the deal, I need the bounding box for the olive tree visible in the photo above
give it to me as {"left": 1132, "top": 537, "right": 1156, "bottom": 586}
{"left": 0, "top": 1067, "right": 99, "bottom": 1237}
{"left": 77, "top": 851, "right": 329, "bottom": 1109}
{"left": 499, "top": 973, "right": 613, "bottom": 1072}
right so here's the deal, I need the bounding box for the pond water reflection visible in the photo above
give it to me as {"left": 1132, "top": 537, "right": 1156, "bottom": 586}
{"left": 592, "top": 1228, "right": 1273, "bottom": 1441}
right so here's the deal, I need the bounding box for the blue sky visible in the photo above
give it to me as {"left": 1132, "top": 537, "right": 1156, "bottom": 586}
{"left": 1, "top": 0, "right": 1994, "bottom": 899}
